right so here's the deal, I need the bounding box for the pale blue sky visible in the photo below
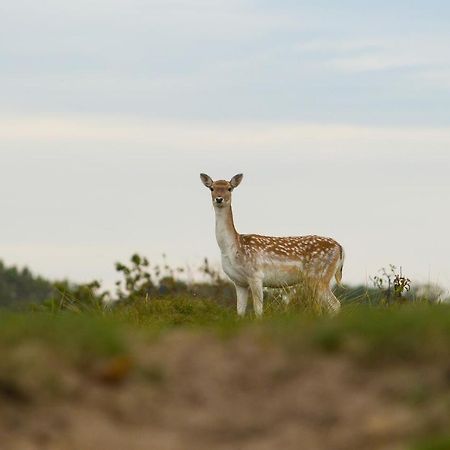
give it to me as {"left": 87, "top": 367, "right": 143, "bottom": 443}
{"left": 0, "top": 1, "right": 449, "bottom": 290}
{"left": 2, "top": 0, "right": 450, "bottom": 124}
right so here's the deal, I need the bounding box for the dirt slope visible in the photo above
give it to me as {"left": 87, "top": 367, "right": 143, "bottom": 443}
{"left": 1, "top": 331, "right": 449, "bottom": 450}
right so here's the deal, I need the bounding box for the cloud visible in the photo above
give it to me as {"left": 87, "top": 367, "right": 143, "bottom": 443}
{"left": 294, "top": 35, "right": 450, "bottom": 72}
{"left": 295, "top": 39, "right": 381, "bottom": 54}
{"left": 419, "top": 68, "right": 450, "bottom": 89}
{"left": 326, "top": 54, "right": 418, "bottom": 72}
{"left": 1, "top": 2, "right": 450, "bottom": 126}
{"left": 1, "top": 115, "right": 450, "bottom": 155}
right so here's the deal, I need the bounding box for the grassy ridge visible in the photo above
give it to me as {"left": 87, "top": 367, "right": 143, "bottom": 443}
{"left": 1, "top": 299, "right": 450, "bottom": 449}
{"left": 2, "top": 299, "right": 450, "bottom": 361}
{"left": 2, "top": 299, "right": 450, "bottom": 407}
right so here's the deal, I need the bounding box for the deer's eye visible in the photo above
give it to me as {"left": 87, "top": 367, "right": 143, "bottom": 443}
{"left": 228, "top": 188, "right": 232, "bottom": 192}
{"left": 209, "top": 187, "right": 214, "bottom": 192}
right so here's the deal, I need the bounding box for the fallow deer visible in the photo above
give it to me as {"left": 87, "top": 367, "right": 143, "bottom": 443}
{"left": 200, "top": 173, "right": 344, "bottom": 316}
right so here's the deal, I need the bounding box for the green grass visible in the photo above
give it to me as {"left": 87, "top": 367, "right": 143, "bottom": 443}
{"left": 1, "top": 297, "right": 449, "bottom": 446}
{"left": 0, "top": 297, "right": 449, "bottom": 409}
{"left": 109, "top": 296, "right": 236, "bottom": 329}
{"left": 0, "top": 312, "right": 127, "bottom": 400}
{"left": 0, "top": 311, "right": 125, "bottom": 361}
{"left": 411, "top": 434, "right": 450, "bottom": 450}
{"left": 299, "top": 304, "right": 450, "bottom": 361}
{"left": 2, "top": 297, "right": 449, "bottom": 363}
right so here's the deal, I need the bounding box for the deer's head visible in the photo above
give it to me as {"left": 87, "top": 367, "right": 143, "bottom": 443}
{"left": 200, "top": 173, "right": 243, "bottom": 208}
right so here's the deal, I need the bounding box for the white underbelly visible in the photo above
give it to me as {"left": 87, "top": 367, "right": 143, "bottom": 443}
{"left": 262, "top": 262, "right": 306, "bottom": 288}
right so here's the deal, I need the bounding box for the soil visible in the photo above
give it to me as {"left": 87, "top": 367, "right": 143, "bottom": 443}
{"left": 1, "top": 332, "right": 449, "bottom": 450}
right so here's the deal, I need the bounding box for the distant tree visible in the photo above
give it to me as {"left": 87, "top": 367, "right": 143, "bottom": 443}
{"left": 0, "top": 260, "right": 54, "bottom": 308}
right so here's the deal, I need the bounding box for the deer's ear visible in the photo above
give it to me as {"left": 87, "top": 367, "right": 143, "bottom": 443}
{"left": 200, "top": 173, "right": 214, "bottom": 188}
{"left": 230, "top": 173, "right": 243, "bottom": 189}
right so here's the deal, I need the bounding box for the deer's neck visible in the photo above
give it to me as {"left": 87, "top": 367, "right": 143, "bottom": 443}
{"left": 214, "top": 205, "right": 239, "bottom": 255}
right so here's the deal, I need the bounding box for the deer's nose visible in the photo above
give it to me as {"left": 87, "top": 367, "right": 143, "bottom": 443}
{"left": 215, "top": 197, "right": 224, "bottom": 204}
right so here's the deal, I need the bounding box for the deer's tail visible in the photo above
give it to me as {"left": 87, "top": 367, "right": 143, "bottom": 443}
{"left": 335, "top": 245, "right": 345, "bottom": 286}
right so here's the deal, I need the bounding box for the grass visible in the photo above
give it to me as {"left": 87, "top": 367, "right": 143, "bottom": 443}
{"left": 0, "top": 311, "right": 125, "bottom": 360}
{"left": 411, "top": 435, "right": 450, "bottom": 450}
{"left": 0, "top": 297, "right": 449, "bottom": 447}
{"left": 1, "top": 298, "right": 449, "bottom": 404}
{"left": 1, "top": 298, "right": 449, "bottom": 394}
{"left": 1, "top": 297, "right": 449, "bottom": 363}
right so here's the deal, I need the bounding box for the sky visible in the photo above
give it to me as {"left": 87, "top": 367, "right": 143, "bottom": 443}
{"left": 1, "top": 0, "right": 449, "bottom": 291}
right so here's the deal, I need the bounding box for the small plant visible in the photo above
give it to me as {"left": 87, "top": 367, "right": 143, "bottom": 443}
{"left": 115, "top": 254, "right": 154, "bottom": 302}
{"left": 372, "top": 265, "right": 411, "bottom": 304}
{"left": 38, "top": 279, "right": 110, "bottom": 313}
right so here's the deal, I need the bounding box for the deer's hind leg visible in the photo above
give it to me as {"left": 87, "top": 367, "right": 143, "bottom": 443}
{"left": 319, "top": 288, "right": 341, "bottom": 315}
{"left": 249, "top": 278, "right": 264, "bottom": 317}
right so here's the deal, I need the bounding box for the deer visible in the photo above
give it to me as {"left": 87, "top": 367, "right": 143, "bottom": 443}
{"left": 200, "top": 173, "right": 344, "bottom": 316}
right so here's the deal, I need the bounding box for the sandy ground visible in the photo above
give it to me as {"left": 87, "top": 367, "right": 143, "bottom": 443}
{"left": 1, "top": 332, "right": 449, "bottom": 450}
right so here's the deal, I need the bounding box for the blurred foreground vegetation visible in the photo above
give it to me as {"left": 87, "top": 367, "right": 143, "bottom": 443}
{"left": 0, "top": 256, "right": 449, "bottom": 450}
{"left": 1, "top": 299, "right": 449, "bottom": 449}
{"left": 2, "top": 298, "right": 449, "bottom": 359}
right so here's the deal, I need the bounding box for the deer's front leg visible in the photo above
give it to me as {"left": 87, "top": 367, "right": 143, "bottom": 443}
{"left": 235, "top": 284, "right": 249, "bottom": 316}
{"left": 249, "top": 278, "right": 264, "bottom": 317}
